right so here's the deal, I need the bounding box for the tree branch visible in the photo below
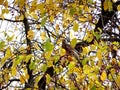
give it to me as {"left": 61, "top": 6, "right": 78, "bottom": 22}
{"left": 0, "top": 18, "right": 23, "bottom": 22}
{"left": 1, "top": 79, "right": 20, "bottom": 89}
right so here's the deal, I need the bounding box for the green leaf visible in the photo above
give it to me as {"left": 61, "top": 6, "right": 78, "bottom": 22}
{"left": 92, "top": 31, "right": 100, "bottom": 40}
{"left": 82, "top": 58, "right": 89, "bottom": 66}
{"left": 44, "top": 39, "right": 54, "bottom": 52}
{"left": 41, "top": 64, "right": 47, "bottom": 72}
{"left": 0, "top": 41, "right": 5, "bottom": 50}
{"left": 29, "top": 62, "right": 35, "bottom": 70}
{"left": 68, "top": 61, "right": 75, "bottom": 69}
{"left": 46, "top": 74, "right": 51, "bottom": 84}
{"left": 88, "top": 0, "right": 93, "bottom": 4}
{"left": 41, "top": 17, "right": 47, "bottom": 26}
{"left": 16, "top": 55, "right": 26, "bottom": 64}
{"left": 69, "top": 8, "right": 76, "bottom": 16}
{"left": 108, "top": 0, "right": 113, "bottom": 11}
{"left": 91, "top": 85, "right": 96, "bottom": 90}
{"left": 7, "top": 35, "right": 14, "bottom": 41}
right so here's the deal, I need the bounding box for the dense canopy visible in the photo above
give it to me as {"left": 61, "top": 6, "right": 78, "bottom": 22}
{"left": 0, "top": 0, "right": 120, "bottom": 90}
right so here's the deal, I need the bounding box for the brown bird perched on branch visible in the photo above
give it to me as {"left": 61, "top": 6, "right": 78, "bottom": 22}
{"left": 62, "top": 39, "right": 82, "bottom": 67}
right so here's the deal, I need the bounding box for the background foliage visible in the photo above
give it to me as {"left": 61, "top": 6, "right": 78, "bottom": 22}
{"left": 0, "top": 0, "right": 120, "bottom": 90}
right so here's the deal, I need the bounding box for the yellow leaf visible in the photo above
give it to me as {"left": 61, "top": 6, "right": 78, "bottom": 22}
{"left": 11, "top": 65, "right": 17, "bottom": 76}
{"left": 44, "top": 51, "right": 52, "bottom": 59}
{"left": 40, "top": 31, "right": 46, "bottom": 40}
{"left": 19, "top": 0, "right": 25, "bottom": 10}
{"left": 37, "top": 4, "right": 45, "bottom": 14}
{"left": 6, "top": 47, "right": 12, "bottom": 57}
{"left": 2, "top": 47, "right": 12, "bottom": 63}
{"left": 84, "top": 6, "right": 89, "bottom": 12}
{"left": 50, "top": 16, "right": 54, "bottom": 22}
{"left": 73, "top": 21, "right": 79, "bottom": 31}
{"left": 36, "top": 24, "right": 41, "bottom": 30}
{"left": 34, "top": 42, "right": 40, "bottom": 50}
{"left": 20, "top": 75, "right": 25, "bottom": 84}
{"left": 0, "top": 0, "right": 4, "bottom": 5}
{"left": 3, "top": 1, "right": 8, "bottom": 8}
{"left": 100, "top": 71, "right": 107, "bottom": 81}
{"left": 55, "top": 24, "right": 60, "bottom": 31}
{"left": 27, "top": 30, "right": 34, "bottom": 40}
{"left": 46, "top": 0, "right": 53, "bottom": 4}
{"left": 19, "top": 14, "right": 24, "bottom": 20}
{"left": 25, "top": 73, "right": 29, "bottom": 80}
{"left": 60, "top": 48, "right": 66, "bottom": 56}
{"left": 68, "top": 61, "right": 75, "bottom": 69}
{"left": 115, "top": 75, "right": 120, "bottom": 87}
{"left": 83, "top": 65, "right": 91, "bottom": 74}
{"left": 79, "top": 17, "right": 88, "bottom": 22}
{"left": 84, "top": 31, "right": 94, "bottom": 42}
{"left": 97, "top": 50, "right": 102, "bottom": 60}
{"left": 103, "top": 1, "right": 108, "bottom": 11}
{"left": 47, "top": 59, "right": 53, "bottom": 67}
{"left": 117, "top": 5, "right": 120, "bottom": 11}
{"left": 82, "top": 47, "right": 89, "bottom": 55}
{"left": 31, "top": 13, "right": 38, "bottom": 20}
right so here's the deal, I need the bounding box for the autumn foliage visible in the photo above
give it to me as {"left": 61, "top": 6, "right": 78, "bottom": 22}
{"left": 0, "top": 0, "right": 120, "bottom": 90}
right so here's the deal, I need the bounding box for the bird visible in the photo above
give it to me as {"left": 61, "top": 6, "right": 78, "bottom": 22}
{"left": 62, "top": 39, "right": 82, "bottom": 67}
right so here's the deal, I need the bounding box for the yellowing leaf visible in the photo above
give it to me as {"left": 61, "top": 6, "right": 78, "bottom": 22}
{"left": 117, "top": 5, "right": 120, "bottom": 11}
{"left": 0, "top": 41, "right": 5, "bottom": 50}
{"left": 2, "top": 47, "right": 12, "bottom": 63}
{"left": 44, "top": 39, "right": 54, "bottom": 52}
{"left": 47, "top": 60, "right": 53, "bottom": 67}
{"left": 108, "top": 0, "right": 113, "bottom": 11}
{"left": 115, "top": 75, "right": 120, "bottom": 87}
{"left": 41, "top": 64, "right": 47, "bottom": 72}
{"left": 73, "top": 21, "right": 79, "bottom": 31}
{"left": 27, "top": 30, "right": 34, "bottom": 40}
{"left": 29, "top": 62, "right": 36, "bottom": 70}
{"left": 100, "top": 71, "right": 107, "bottom": 81}
{"left": 46, "top": 74, "right": 51, "bottom": 84}
{"left": 25, "top": 54, "right": 32, "bottom": 63}
{"left": 70, "top": 38, "right": 77, "bottom": 48}
{"left": 68, "top": 61, "right": 75, "bottom": 69}
{"left": 41, "top": 17, "right": 47, "bottom": 26}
